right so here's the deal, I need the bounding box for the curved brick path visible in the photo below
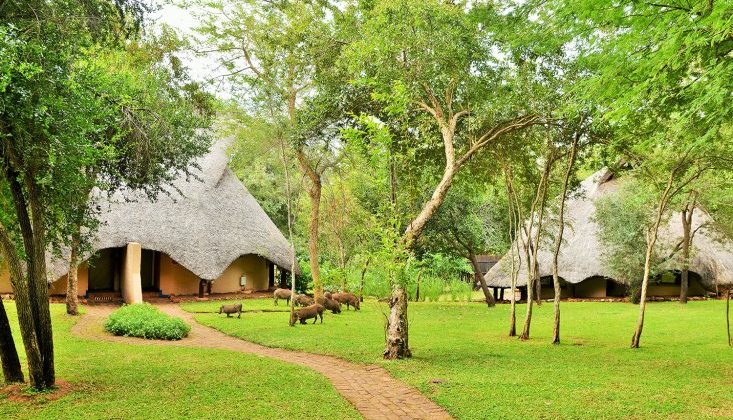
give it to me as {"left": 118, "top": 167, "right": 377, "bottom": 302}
{"left": 72, "top": 304, "right": 452, "bottom": 420}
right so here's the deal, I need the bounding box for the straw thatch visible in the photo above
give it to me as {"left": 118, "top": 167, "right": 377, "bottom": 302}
{"left": 47, "top": 139, "right": 298, "bottom": 281}
{"left": 484, "top": 169, "right": 733, "bottom": 290}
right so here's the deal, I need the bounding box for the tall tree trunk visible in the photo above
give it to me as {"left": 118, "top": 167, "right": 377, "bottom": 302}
{"left": 0, "top": 225, "right": 41, "bottom": 386}
{"left": 631, "top": 178, "right": 674, "bottom": 348}
{"left": 280, "top": 140, "right": 298, "bottom": 327}
{"left": 0, "top": 295, "right": 23, "bottom": 384}
{"left": 414, "top": 270, "right": 422, "bottom": 302}
{"left": 384, "top": 287, "right": 411, "bottom": 359}
{"left": 679, "top": 204, "right": 694, "bottom": 304}
{"left": 520, "top": 151, "right": 552, "bottom": 341}
{"left": 727, "top": 289, "right": 731, "bottom": 347}
{"left": 469, "top": 252, "right": 494, "bottom": 307}
{"left": 359, "top": 257, "right": 370, "bottom": 303}
{"left": 66, "top": 230, "right": 81, "bottom": 316}
{"left": 4, "top": 166, "right": 54, "bottom": 390}
{"left": 385, "top": 158, "right": 458, "bottom": 359}
{"left": 520, "top": 244, "right": 534, "bottom": 340}
{"left": 552, "top": 128, "right": 580, "bottom": 344}
{"left": 296, "top": 150, "right": 324, "bottom": 303}
{"left": 307, "top": 183, "right": 323, "bottom": 302}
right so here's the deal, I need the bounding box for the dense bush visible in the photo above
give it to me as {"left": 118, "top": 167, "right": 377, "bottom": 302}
{"left": 105, "top": 303, "right": 191, "bottom": 340}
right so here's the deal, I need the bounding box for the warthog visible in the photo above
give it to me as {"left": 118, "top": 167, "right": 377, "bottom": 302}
{"left": 219, "top": 303, "right": 243, "bottom": 318}
{"left": 290, "top": 304, "right": 324, "bottom": 325}
{"left": 293, "top": 294, "right": 315, "bottom": 307}
{"left": 317, "top": 296, "right": 342, "bottom": 314}
{"left": 332, "top": 292, "right": 360, "bottom": 311}
{"left": 273, "top": 288, "right": 292, "bottom": 306}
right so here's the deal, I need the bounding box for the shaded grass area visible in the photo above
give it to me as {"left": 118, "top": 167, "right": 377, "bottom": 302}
{"left": 188, "top": 299, "right": 733, "bottom": 419}
{"left": 0, "top": 303, "right": 359, "bottom": 420}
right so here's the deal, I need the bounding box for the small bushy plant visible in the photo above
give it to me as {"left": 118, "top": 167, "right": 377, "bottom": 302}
{"left": 105, "top": 303, "right": 191, "bottom": 340}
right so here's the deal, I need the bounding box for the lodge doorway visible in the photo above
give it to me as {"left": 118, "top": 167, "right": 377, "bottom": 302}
{"left": 140, "top": 249, "right": 161, "bottom": 292}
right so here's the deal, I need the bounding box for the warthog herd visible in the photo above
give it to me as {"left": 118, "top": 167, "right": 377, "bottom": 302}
{"left": 214, "top": 288, "right": 362, "bottom": 327}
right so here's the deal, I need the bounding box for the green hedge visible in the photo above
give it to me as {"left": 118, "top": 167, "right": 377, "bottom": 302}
{"left": 104, "top": 303, "right": 191, "bottom": 340}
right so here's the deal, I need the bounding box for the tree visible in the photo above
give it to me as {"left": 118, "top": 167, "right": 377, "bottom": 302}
{"left": 194, "top": 0, "right": 350, "bottom": 302}
{"left": 540, "top": 0, "right": 733, "bottom": 347}
{"left": 0, "top": 0, "right": 210, "bottom": 389}
{"left": 345, "top": 0, "right": 545, "bottom": 359}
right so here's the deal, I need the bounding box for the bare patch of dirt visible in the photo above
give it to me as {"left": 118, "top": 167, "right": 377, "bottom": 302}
{"left": 1, "top": 380, "right": 75, "bottom": 403}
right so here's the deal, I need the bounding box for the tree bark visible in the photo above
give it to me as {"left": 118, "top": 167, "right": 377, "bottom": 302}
{"left": 552, "top": 128, "right": 580, "bottom": 344}
{"left": 520, "top": 150, "right": 552, "bottom": 340}
{"left": 0, "top": 295, "right": 23, "bottom": 384}
{"left": 296, "top": 150, "right": 324, "bottom": 303}
{"left": 679, "top": 204, "right": 694, "bottom": 304}
{"left": 414, "top": 270, "right": 422, "bottom": 302}
{"left": 727, "top": 289, "right": 731, "bottom": 347}
{"left": 384, "top": 287, "right": 411, "bottom": 359}
{"left": 4, "top": 163, "right": 54, "bottom": 390}
{"left": 0, "top": 225, "right": 41, "bottom": 386}
{"left": 66, "top": 231, "right": 80, "bottom": 316}
{"left": 631, "top": 177, "right": 674, "bottom": 348}
{"left": 359, "top": 257, "right": 370, "bottom": 303}
{"left": 469, "top": 253, "right": 494, "bottom": 307}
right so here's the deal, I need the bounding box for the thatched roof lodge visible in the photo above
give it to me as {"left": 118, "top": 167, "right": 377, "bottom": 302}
{"left": 485, "top": 169, "right": 733, "bottom": 300}
{"left": 0, "top": 140, "right": 297, "bottom": 303}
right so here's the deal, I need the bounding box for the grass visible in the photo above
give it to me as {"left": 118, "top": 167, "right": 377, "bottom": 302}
{"left": 186, "top": 298, "right": 733, "bottom": 419}
{"left": 105, "top": 303, "right": 191, "bottom": 340}
{"left": 0, "top": 303, "right": 359, "bottom": 419}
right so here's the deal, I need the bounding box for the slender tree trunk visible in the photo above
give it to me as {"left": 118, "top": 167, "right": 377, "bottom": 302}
{"left": 359, "top": 257, "right": 370, "bottom": 302}
{"left": 0, "top": 295, "right": 23, "bottom": 384}
{"left": 280, "top": 140, "right": 298, "bottom": 327}
{"left": 66, "top": 230, "right": 81, "bottom": 316}
{"left": 520, "top": 244, "right": 534, "bottom": 340}
{"left": 384, "top": 287, "right": 411, "bottom": 359}
{"left": 520, "top": 151, "right": 552, "bottom": 340}
{"left": 469, "top": 253, "right": 494, "bottom": 307}
{"left": 631, "top": 185, "right": 672, "bottom": 348}
{"left": 414, "top": 270, "right": 422, "bottom": 302}
{"left": 727, "top": 290, "right": 731, "bottom": 347}
{"left": 680, "top": 205, "right": 694, "bottom": 304}
{"left": 552, "top": 129, "right": 580, "bottom": 344}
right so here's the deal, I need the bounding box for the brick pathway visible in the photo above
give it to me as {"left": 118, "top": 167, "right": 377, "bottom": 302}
{"left": 72, "top": 304, "right": 453, "bottom": 420}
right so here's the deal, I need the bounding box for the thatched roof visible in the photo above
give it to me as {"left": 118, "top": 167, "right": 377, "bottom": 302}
{"left": 484, "top": 169, "right": 733, "bottom": 289}
{"left": 48, "top": 139, "right": 298, "bottom": 281}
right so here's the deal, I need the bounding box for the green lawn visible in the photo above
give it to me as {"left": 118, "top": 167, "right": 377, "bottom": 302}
{"left": 0, "top": 303, "right": 359, "bottom": 420}
{"left": 187, "top": 299, "right": 733, "bottom": 419}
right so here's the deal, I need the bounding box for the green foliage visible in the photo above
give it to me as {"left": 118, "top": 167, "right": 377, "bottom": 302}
{"left": 104, "top": 303, "right": 191, "bottom": 340}
{"left": 594, "top": 179, "right": 657, "bottom": 302}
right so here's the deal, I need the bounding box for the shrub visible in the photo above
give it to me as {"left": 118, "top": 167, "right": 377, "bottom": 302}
{"left": 105, "top": 303, "right": 191, "bottom": 340}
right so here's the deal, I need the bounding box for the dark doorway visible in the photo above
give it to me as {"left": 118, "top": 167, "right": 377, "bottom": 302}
{"left": 88, "top": 248, "right": 122, "bottom": 291}
{"left": 140, "top": 249, "right": 160, "bottom": 291}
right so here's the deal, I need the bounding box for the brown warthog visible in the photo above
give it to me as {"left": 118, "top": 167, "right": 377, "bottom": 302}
{"left": 332, "top": 292, "right": 360, "bottom": 311}
{"left": 219, "top": 303, "right": 243, "bottom": 318}
{"left": 273, "top": 288, "right": 292, "bottom": 305}
{"left": 290, "top": 304, "right": 324, "bottom": 325}
{"left": 293, "top": 294, "right": 315, "bottom": 307}
{"left": 317, "top": 296, "right": 342, "bottom": 314}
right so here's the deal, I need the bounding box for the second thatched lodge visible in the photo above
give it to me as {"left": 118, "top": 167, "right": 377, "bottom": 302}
{"left": 485, "top": 169, "right": 733, "bottom": 300}
{"left": 0, "top": 140, "right": 297, "bottom": 303}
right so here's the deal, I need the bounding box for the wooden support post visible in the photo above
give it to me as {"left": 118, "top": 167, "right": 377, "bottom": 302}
{"left": 500, "top": 288, "right": 505, "bottom": 301}
{"left": 198, "top": 279, "right": 206, "bottom": 298}
{"left": 268, "top": 263, "right": 275, "bottom": 289}
{"left": 279, "top": 269, "right": 287, "bottom": 288}
{"left": 206, "top": 280, "right": 212, "bottom": 295}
